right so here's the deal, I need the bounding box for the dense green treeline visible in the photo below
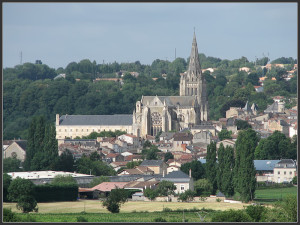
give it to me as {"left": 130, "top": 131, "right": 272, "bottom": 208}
{"left": 3, "top": 55, "right": 297, "bottom": 140}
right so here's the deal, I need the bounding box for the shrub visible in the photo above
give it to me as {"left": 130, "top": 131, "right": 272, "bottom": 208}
{"left": 216, "top": 198, "right": 221, "bottom": 202}
{"left": 76, "top": 216, "right": 88, "bottom": 222}
{"left": 292, "top": 176, "right": 297, "bottom": 185}
{"left": 245, "top": 205, "right": 266, "bottom": 222}
{"left": 162, "top": 207, "right": 172, "bottom": 212}
{"left": 16, "top": 195, "right": 38, "bottom": 213}
{"left": 178, "top": 189, "right": 196, "bottom": 202}
{"left": 154, "top": 217, "right": 167, "bottom": 222}
{"left": 3, "top": 208, "right": 20, "bottom": 222}
{"left": 211, "top": 209, "right": 252, "bottom": 222}
{"left": 34, "top": 183, "right": 78, "bottom": 202}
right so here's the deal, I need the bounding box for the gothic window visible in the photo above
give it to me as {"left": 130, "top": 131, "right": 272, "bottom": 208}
{"left": 195, "top": 88, "right": 197, "bottom": 94}
{"left": 151, "top": 112, "right": 162, "bottom": 125}
{"left": 191, "top": 88, "right": 193, "bottom": 95}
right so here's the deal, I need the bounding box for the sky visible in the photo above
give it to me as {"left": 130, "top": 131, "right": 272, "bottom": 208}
{"left": 3, "top": 2, "right": 298, "bottom": 69}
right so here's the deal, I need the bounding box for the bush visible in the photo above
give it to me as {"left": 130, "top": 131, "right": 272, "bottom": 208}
{"left": 216, "top": 198, "right": 221, "bottom": 202}
{"left": 154, "top": 217, "right": 167, "bottom": 222}
{"left": 292, "top": 176, "right": 297, "bottom": 185}
{"left": 3, "top": 208, "right": 20, "bottom": 222}
{"left": 211, "top": 209, "right": 252, "bottom": 222}
{"left": 34, "top": 183, "right": 78, "bottom": 202}
{"left": 16, "top": 195, "right": 38, "bottom": 213}
{"left": 245, "top": 205, "right": 266, "bottom": 222}
{"left": 178, "top": 189, "right": 196, "bottom": 202}
{"left": 76, "top": 216, "right": 88, "bottom": 222}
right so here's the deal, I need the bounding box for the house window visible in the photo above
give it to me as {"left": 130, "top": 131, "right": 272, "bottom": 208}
{"left": 278, "top": 171, "right": 280, "bottom": 175}
{"left": 290, "top": 172, "right": 292, "bottom": 175}
{"left": 65, "top": 129, "right": 67, "bottom": 132}
{"left": 181, "top": 185, "right": 185, "bottom": 191}
{"left": 284, "top": 171, "right": 286, "bottom": 175}
{"left": 87, "top": 129, "right": 89, "bottom": 132}
{"left": 59, "top": 129, "right": 61, "bottom": 132}
{"left": 70, "top": 129, "right": 72, "bottom": 132}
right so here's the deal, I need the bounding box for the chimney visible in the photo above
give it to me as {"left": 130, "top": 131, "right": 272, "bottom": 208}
{"left": 189, "top": 168, "right": 191, "bottom": 178}
{"left": 56, "top": 114, "right": 60, "bottom": 126}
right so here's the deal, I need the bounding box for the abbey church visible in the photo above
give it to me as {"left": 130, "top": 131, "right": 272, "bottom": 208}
{"left": 55, "top": 33, "right": 208, "bottom": 139}
{"left": 132, "top": 33, "right": 208, "bottom": 137}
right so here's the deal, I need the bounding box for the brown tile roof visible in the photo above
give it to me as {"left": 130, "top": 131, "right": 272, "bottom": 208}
{"left": 92, "top": 182, "right": 128, "bottom": 192}
{"left": 78, "top": 188, "right": 94, "bottom": 192}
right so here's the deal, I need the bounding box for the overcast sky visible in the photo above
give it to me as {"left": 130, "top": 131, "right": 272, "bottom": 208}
{"left": 3, "top": 2, "right": 297, "bottom": 69}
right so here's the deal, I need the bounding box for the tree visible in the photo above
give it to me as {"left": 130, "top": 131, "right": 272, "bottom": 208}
{"left": 273, "top": 195, "right": 297, "bottom": 222}
{"left": 51, "top": 175, "right": 77, "bottom": 186}
{"left": 126, "top": 161, "right": 142, "bottom": 169}
{"left": 155, "top": 130, "right": 162, "bottom": 143}
{"left": 89, "top": 176, "right": 110, "bottom": 188}
{"left": 143, "top": 140, "right": 152, "bottom": 148}
{"left": 180, "top": 160, "right": 205, "bottom": 180}
{"left": 234, "top": 129, "right": 258, "bottom": 202}
{"left": 3, "top": 173, "right": 12, "bottom": 202}
{"left": 156, "top": 180, "right": 176, "bottom": 196}
{"left": 206, "top": 142, "right": 218, "bottom": 194}
{"left": 3, "top": 157, "right": 23, "bottom": 173}
{"left": 8, "top": 178, "right": 35, "bottom": 202}
{"left": 218, "top": 129, "right": 232, "bottom": 141}
{"left": 178, "top": 189, "right": 196, "bottom": 202}
{"left": 76, "top": 155, "right": 116, "bottom": 176}
{"left": 7, "top": 178, "right": 38, "bottom": 213}
{"left": 16, "top": 195, "right": 38, "bottom": 213}
{"left": 144, "top": 188, "right": 158, "bottom": 201}
{"left": 194, "top": 179, "right": 213, "bottom": 196}
{"left": 235, "top": 119, "right": 252, "bottom": 130}
{"left": 164, "top": 152, "right": 174, "bottom": 162}
{"left": 102, "top": 188, "right": 128, "bottom": 213}
{"left": 55, "top": 149, "right": 75, "bottom": 172}
{"left": 221, "top": 146, "right": 235, "bottom": 197}
{"left": 254, "top": 131, "right": 296, "bottom": 160}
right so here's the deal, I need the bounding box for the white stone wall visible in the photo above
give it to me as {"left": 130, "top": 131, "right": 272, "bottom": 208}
{"left": 273, "top": 168, "right": 296, "bottom": 183}
{"left": 56, "top": 125, "right": 133, "bottom": 139}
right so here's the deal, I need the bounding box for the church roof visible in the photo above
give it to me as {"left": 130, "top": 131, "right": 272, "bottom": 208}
{"left": 141, "top": 96, "right": 197, "bottom": 107}
{"left": 59, "top": 114, "right": 133, "bottom": 126}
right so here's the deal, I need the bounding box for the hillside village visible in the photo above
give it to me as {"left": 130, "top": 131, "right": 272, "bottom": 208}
{"left": 3, "top": 33, "right": 298, "bottom": 205}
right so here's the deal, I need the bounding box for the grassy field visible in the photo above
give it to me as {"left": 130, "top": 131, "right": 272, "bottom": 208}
{"left": 3, "top": 200, "right": 250, "bottom": 214}
{"left": 3, "top": 186, "right": 297, "bottom": 222}
{"left": 254, "top": 186, "right": 297, "bottom": 204}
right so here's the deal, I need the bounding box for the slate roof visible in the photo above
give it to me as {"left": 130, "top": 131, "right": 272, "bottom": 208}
{"left": 160, "top": 170, "right": 191, "bottom": 183}
{"left": 59, "top": 114, "right": 133, "bottom": 126}
{"left": 140, "top": 160, "right": 164, "bottom": 166}
{"left": 254, "top": 160, "right": 280, "bottom": 171}
{"left": 275, "top": 159, "right": 297, "bottom": 168}
{"left": 15, "top": 140, "right": 27, "bottom": 151}
{"left": 264, "top": 102, "right": 279, "bottom": 113}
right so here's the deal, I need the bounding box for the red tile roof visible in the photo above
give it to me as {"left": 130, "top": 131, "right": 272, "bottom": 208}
{"left": 92, "top": 182, "right": 128, "bottom": 192}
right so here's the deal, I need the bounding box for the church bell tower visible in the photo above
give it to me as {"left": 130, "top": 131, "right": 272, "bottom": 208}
{"left": 180, "top": 32, "right": 208, "bottom": 121}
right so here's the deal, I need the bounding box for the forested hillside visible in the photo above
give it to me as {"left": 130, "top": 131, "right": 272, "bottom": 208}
{"left": 3, "top": 55, "right": 297, "bottom": 140}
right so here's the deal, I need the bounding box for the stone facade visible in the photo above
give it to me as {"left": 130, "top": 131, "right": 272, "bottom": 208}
{"left": 55, "top": 34, "right": 208, "bottom": 139}
{"left": 133, "top": 33, "right": 208, "bottom": 137}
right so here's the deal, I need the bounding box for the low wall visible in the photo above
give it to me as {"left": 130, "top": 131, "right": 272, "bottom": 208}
{"left": 138, "top": 196, "right": 226, "bottom": 202}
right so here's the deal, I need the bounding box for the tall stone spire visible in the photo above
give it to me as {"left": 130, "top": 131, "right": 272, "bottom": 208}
{"left": 187, "top": 32, "right": 202, "bottom": 79}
